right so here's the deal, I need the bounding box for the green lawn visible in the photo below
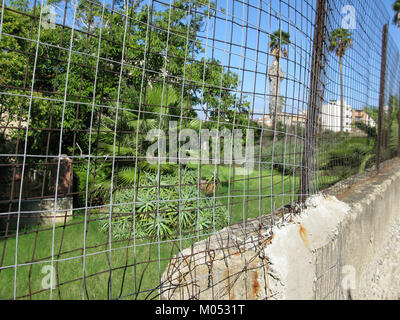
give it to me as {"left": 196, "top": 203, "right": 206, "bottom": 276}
{"left": 0, "top": 165, "right": 336, "bottom": 300}
{"left": 0, "top": 214, "right": 197, "bottom": 300}
{"left": 198, "top": 165, "right": 300, "bottom": 224}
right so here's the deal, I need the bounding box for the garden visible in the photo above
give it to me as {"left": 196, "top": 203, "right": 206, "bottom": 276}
{"left": 1, "top": 0, "right": 400, "bottom": 300}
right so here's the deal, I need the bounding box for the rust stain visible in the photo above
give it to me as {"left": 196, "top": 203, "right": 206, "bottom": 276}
{"left": 225, "top": 270, "right": 231, "bottom": 299}
{"left": 299, "top": 224, "right": 310, "bottom": 249}
{"left": 261, "top": 233, "right": 274, "bottom": 247}
{"left": 225, "top": 270, "right": 235, "bottom": 300}
{"left": 264, "top": 258, "right": 271, "bottom": 300}
{"left": 252, "top": 270, "right": 260, "bottom": 299}
{"left": 230, "top": 288, "right": 235, "bottom": 300}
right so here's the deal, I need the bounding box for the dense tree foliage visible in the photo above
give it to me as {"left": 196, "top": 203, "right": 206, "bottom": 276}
{"left": 1, "top": 0, "right": 249, "bottom": 160}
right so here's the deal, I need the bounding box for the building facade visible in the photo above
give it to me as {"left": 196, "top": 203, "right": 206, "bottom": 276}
{"left": 257, "top": 112, "right": 307, "bottom": 128}
{"left": 351, "top": 109, "right": 376, "bottom": 129}
{"left": 320, "top": 100, "right": 352, "bottom": 133}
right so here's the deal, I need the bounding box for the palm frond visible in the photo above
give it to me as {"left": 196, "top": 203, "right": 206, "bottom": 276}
{"left": 118, "top": 167, "right": 138, "bottom": 186}
{"left": 269, "top": 30, "right": 291, "bottom": 53}
{"left": 328, "top": 28, "right": 353, "bottom": 57}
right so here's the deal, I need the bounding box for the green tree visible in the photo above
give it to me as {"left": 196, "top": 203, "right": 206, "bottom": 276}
{"left": 8, "top": 0, "right": 30, "bottom": 12}
{"left": 191, "top": 58, "right": 249, "bottom": 123}
{"left": 393, "top": 0, "right": 400, "bottom": 29}
{"left": 1, "top": 0, "right": 249, "bottom": 200}
{"left": 85, "top": 84, "right": 199, "bottom": 197}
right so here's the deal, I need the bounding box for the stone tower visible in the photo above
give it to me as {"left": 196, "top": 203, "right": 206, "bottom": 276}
{"left": 268, "top": 58, "right": 284, "bottom": 126}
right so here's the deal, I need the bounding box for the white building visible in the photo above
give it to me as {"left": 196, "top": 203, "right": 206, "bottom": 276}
{"left": 257, "top": 112, "right": 307, "bottom": 128}
{"left": 320, "top": 100, "right": 352, "bottom": 133}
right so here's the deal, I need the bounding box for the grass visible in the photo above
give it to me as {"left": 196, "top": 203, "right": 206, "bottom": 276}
{"left": 0, "top": 165, "right": 338, "bottom": 300}
{"left": 0, "top": 214, "right": 199, "bottom": 300}
{"left": 198, "top": 165, "right": 300, "bottom": 224}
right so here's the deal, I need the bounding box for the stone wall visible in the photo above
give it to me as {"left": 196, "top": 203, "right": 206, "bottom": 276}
{"left": 0, "top": 155, "right": 74, "bottom": 235}
{"left": 0, "top": 197, "right": 73, "bottom": 235}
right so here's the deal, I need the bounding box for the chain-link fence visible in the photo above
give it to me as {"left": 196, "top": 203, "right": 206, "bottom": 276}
{"left": 0, "top": 0, "right": 399, "bottom": 300}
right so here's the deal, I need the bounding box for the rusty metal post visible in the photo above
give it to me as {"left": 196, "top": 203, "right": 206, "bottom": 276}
{"left": 376, "top": 24, "right": 388, "bottom": 173}
{"left": 300, "top": 0, "right": 327, "bottom": 202}
{"left": 398, "top": 87, "right": 400, "bottom": 158}
{"left": 385, "top": 94, "right": 394, "bottom": 151}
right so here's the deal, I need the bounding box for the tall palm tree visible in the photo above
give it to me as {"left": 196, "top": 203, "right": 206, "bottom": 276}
{"left": 328, "top": 28, "right": 353, "bottom": 134}
{"left": 268, "top": 30, "right": 290, "bottom": 140}
{"left": 393, "top": 0, "right": 400, "bottom": 29}
{"left": 269, "top": 30, "right": 291, "bottom": 60}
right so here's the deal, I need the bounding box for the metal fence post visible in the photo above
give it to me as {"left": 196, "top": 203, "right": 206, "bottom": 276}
{"left": 300, "top": 0, "right": 327, "bottom": 202}
{"left": 376, "top": 24, "right": 388, "bottom": 173}
{"left": 398, "top": 87, "right": 400, "bottom": 158}
{"left": 386, "top": 95, "right": 393, "bottom": 150}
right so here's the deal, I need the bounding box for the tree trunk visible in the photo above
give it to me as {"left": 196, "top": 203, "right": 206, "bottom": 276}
{"left": 269, "top": 56, "right": 283, "bottom": 144}
{"left": 339, "top": 56, "right": 344, "bottom": 134}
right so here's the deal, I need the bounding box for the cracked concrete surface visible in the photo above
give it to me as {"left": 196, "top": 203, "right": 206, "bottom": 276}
{"left": 358, "top": 217, "right": 400, "bottom": 300}
{"left": 160, "top": 159, "right": 400, "bottom": 300}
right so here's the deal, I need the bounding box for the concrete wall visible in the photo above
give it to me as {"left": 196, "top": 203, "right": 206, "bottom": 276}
{"left": 335, "top": 159, "right": 400, "bottom": 299}
{"left": 0, "top": 197, "right": 73, "bottom": 235}
{"left": 160, "top": 159, "right": 400, "bottom": 300}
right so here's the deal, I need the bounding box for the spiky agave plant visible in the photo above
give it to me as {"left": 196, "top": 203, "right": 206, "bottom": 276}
{"left": 100, "top": 170, "right": 228, "bottom": 240}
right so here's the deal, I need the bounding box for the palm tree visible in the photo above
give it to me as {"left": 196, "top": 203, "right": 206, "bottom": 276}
{"left": 91, "top": 84, "right": 184, "bottom": 196}
{"left": 328, "top": 28, "right": 353, "bottom": 134}
{"left": 353, "top": 103, "right": 399, "bottom": 171}
{"left": 268, "top": 30, "right": 291, "bottom": 141}
{"left": 393, "top": 0, "right": 400, "bottom": 29}
{"left": 269, "top": 30, "right": 291, "bottom": 61}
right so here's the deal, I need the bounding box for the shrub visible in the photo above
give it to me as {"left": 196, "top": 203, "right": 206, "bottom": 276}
{"left": 323, "top": 138, "right": 373, "bottom": 169}
{"left": 256, "top": 138, "right": 303, "bottom": 175}
{"left": 99, "top": 169, "right": 228, "bottom": 240}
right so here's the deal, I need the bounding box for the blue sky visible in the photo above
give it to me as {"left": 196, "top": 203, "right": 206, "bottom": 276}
{"left": 385, "top": 0, "right": 400, "bottom": 42}
{"left": 196, "top": 0, "right": 400, "bottom": 118}
{"left": 5, "top": 0, "right": 400, "bottom": 117}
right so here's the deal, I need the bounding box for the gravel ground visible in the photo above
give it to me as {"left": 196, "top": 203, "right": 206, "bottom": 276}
{"left": 358, "top": 217, "right": 400, "bottom": 300}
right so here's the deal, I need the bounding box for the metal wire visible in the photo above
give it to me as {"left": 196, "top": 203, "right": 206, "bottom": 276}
{"left": 0, "top": 0, "right": 399, "bottom": 300}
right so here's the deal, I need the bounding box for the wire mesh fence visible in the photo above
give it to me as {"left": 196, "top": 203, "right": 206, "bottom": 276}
{"left": 0, "top": 0, "right": 399, "bottom": 300}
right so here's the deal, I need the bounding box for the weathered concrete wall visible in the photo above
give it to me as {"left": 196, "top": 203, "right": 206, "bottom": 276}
{"left": 336, "top": 159, "right": 400, "bottom": 300}
{"left": 160, "top": 159, "right": 400, "bottom": 300}
{"left": 0, "top": 197, "right": 73, "bottom": 235}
